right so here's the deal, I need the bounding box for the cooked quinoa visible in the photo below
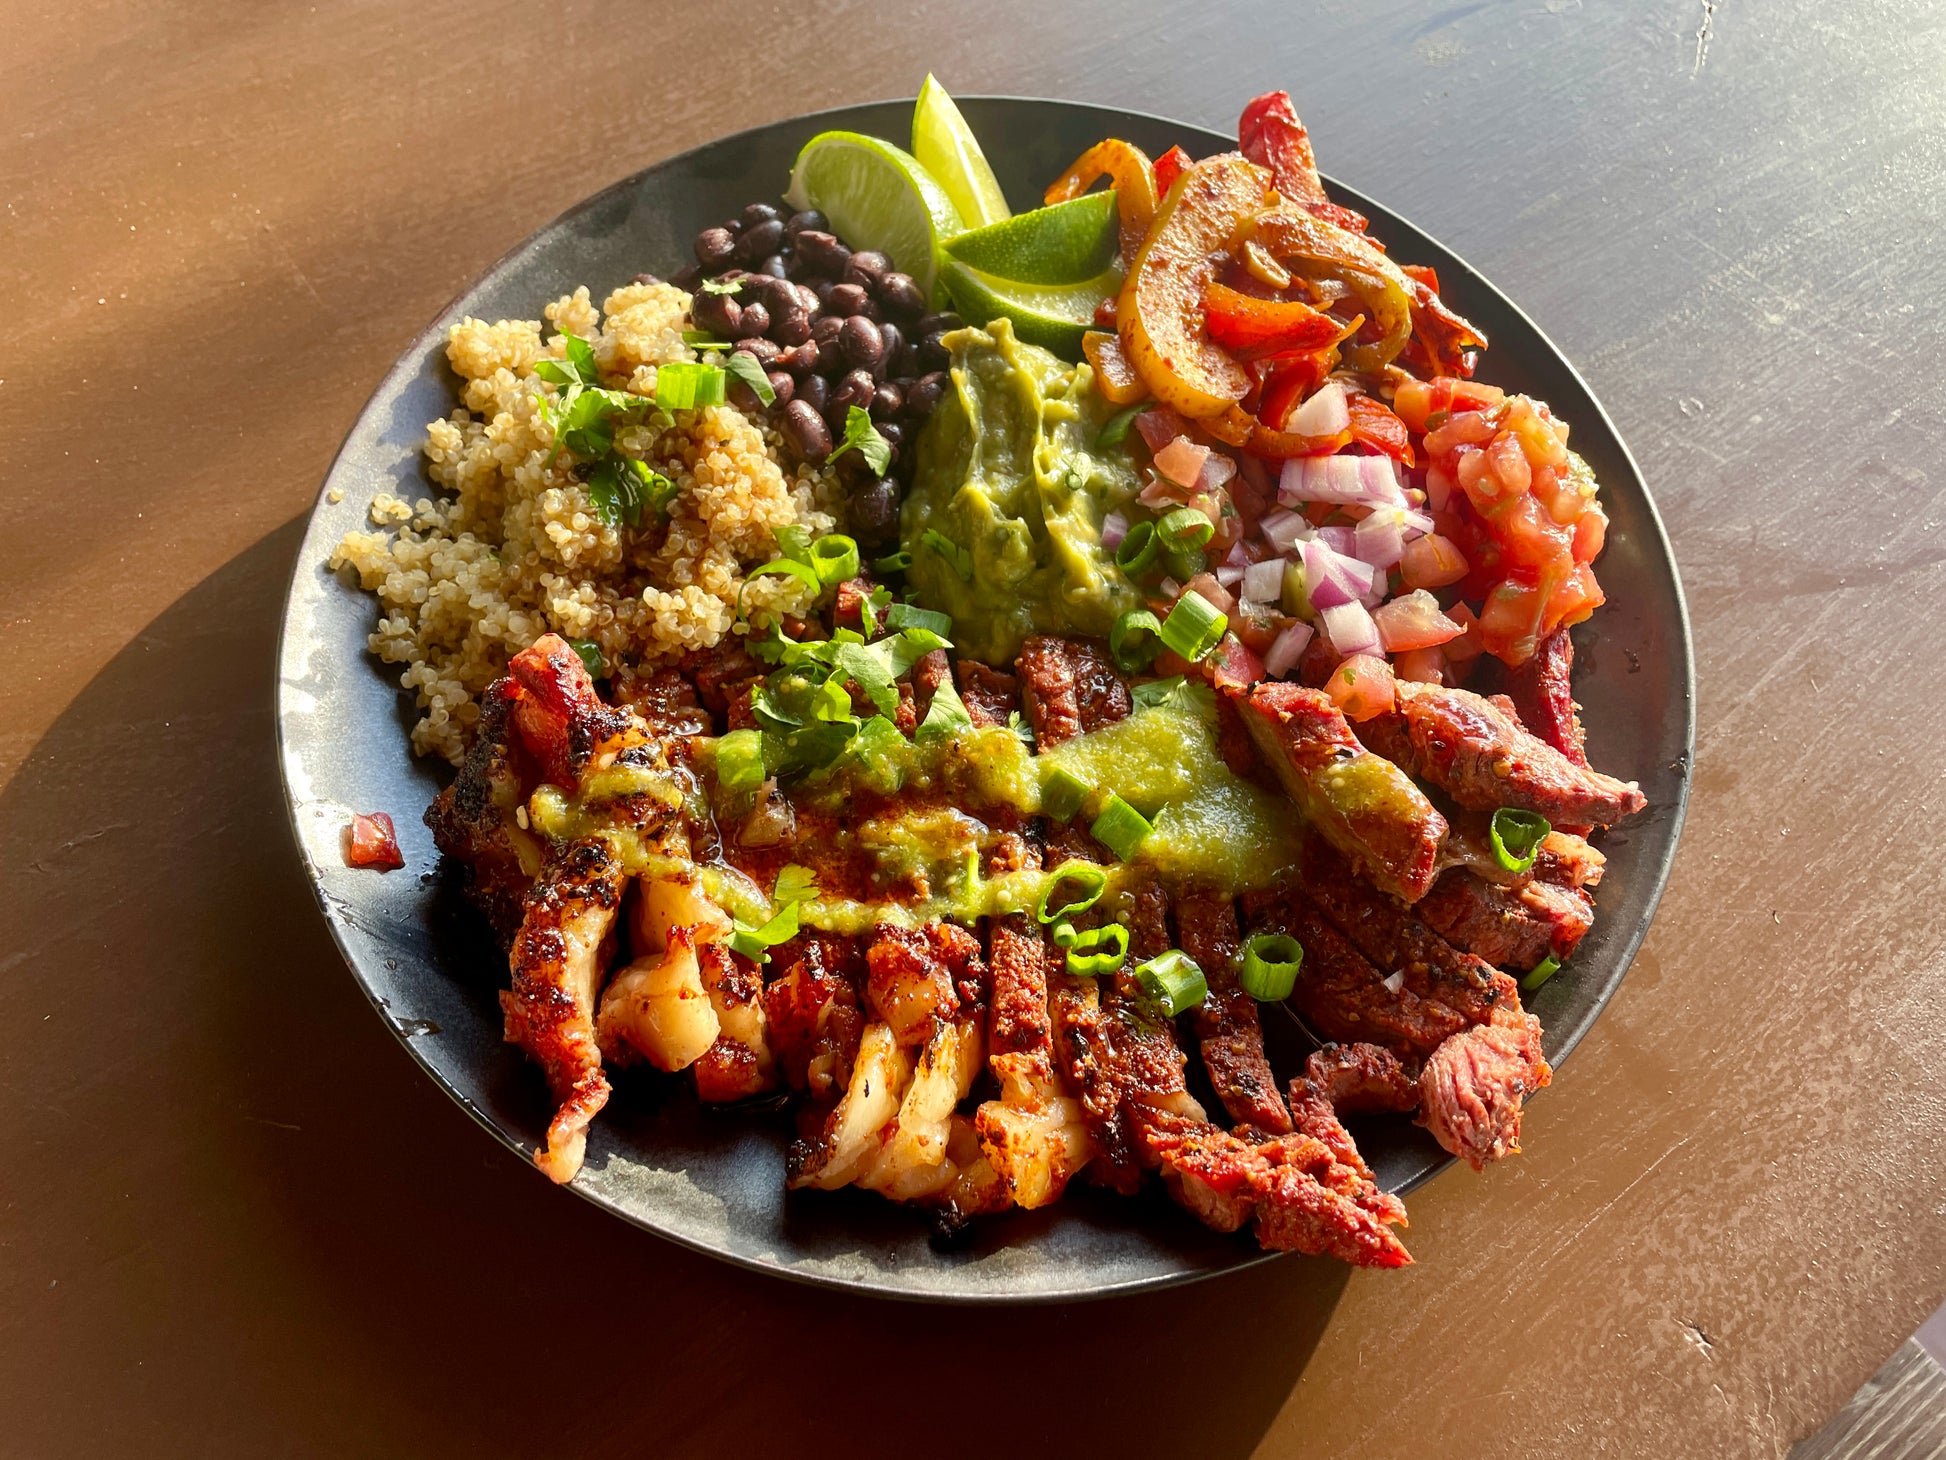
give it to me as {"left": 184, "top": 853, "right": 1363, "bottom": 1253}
{"left": 331, "top": 281, "right": 839, "bottom": 762}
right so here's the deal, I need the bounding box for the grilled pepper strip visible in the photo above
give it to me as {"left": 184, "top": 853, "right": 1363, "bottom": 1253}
{"left": 1249, "top": 210, "right": 1415, "bottom": 373}
{"left": 1116, "top": 154, "right": 1275, "bottom": 420}
{"left": 1202, "top": 282, "right": 1346, "bottom": 359}
{"left": 1045, "top": 138, "right": 1160, "bottom": 262}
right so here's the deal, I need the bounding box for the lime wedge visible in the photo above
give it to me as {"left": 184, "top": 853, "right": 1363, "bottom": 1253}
{"left": 939, "top": 260, "right": 1121, "bottom": 359}
{"left": 784, "top": 131, "right": 963, "bottom": 297}
{"left": 942, "top": 192, "right": 1120, "bottom": 285}
{"left": 912, "top": 76, "right": 1010, "bottom": 230}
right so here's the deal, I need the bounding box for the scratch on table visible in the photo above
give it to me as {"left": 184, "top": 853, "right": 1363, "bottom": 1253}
{"left": 1692, "top": 0, "right": 1718, "bottom": 76}
{"left": 1559, "top": 1136, "right": 1691, "bottom": 1250}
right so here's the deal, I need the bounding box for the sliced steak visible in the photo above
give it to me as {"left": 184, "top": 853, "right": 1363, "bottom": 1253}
{"left": 1017, "top": 634, "right": 1132, "bottom": 748}
{"left": 1417, "top": 869, "right": 1594, "bottom": 969}
{"left": 956, "top": 660, "right": 1021, "bottom": 729}
{"left": 1175, "top": 890, "right": 1293, "bottom": 1132}
{"left": 1504, "top": 624, "right": 1587, "bottom": 766}
{"left": 1418, "top": 1005, "right": 1552, "bottom": 1169}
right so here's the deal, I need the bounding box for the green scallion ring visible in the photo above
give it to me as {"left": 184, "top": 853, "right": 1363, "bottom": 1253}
{"left": 1157, "top": 506, "right": 1215, "bottom": 551}
{"left": 1489, "top": 807, "right": 1552, "bottom": 873}
{"left": 874, "top": 550, "right": 913, "bottom": 574}
{"left": 1134, "top": 949, "right": 1208, "bottom": 1016}
{"left": 1115, "top": 520, "right": 1160, "bottom": 577}
{"left": 1050, "top": 918, "right": 1081, "bottom": 948}
{"left": 808, "top": 534, "right": 860, "bottom": 585}
{"left": 1036, "top": 861, "right": 1109, "bottom": 924}
{"left": 1521, "top": 953, "right": 1562, "bottom": 992}
{"left": 1110, "top": 609, "right": 1163, "bottom": 673}
{"left": 1158, "top": 591, "right": 1228, "bottom": 663}
{"left": 1237, "top": 932, "right": 1303, "bottom": 1001}
{"left": 1066, "top": 922, "right": 1130, "bottom": 976}
{"left": 1040, "top": 765, "right": 1091, "bottom": 823}
{"left": 1090, "top": 793, "right": 1153, "bottom": 861}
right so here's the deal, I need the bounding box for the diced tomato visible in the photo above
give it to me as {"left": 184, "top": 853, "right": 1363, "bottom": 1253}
{"left": 1154, "top": 438, "right": 1211, "bottom": 488}
{"left": 1493, "top": 494, "right": 1575, "bottom": 575}
{"left": 1346, "top": 393, "right": 1414, "bottom": 464}
{"left": 1153, "top": 145, "right": 1192, "bottom": 195}
{"left": 1444, "top": 602, "right": 1484, "bottom": 663}
{"left": 1546, "top": 563, "right": 1605, "bottom": 632}
{"left": 1324, "top": 653, "right": 1396, "bottom": 721}
{"left": 1198, "top": 631, "right": 1265, "bottom": 693}
{"left": 1229, "top": 601, "right": 1284, "bottom": 655}
{"left": 1476, "top": 578, "right": 1547, "bottom": 663}
{"left": 345, "top": 812, "right": 405, "bottom": 870}
{"left": 1572, "top": 502, "right": 1608, "bottom": 563}
{"left": 1202, "top": 283, "right": 1343, "bottom": 358}
{"left": 1372, "top": 590, "right": 1463, "bottom": 652}
{"left": 1392, "top": 646, "right": 1447, "bottom": 684}
{"left": 1399, "top": 532, "right": 1469, "bottom": 590}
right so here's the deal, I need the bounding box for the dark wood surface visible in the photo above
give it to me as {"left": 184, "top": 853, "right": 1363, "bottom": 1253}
{"left": 5, "top": 1, "right": 1943, "bottom": 1454}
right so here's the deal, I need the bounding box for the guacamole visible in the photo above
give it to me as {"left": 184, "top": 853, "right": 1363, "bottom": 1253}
{"left": 901, "top": 319, "right": 1143, "bottom": 664}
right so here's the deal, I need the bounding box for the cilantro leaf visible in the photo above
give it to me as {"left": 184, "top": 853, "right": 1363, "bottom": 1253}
{"left": 773, "top": 864, "right": 818, "bottom": 904}
{"left": 722, "top": 350, "right": 777, "bottom": 406}
{"left": 561, "top": 333, "right": 599, "bottom": 385}
{"left": 917, "top": 677, "right": 973, "bottom": 741}
{"left": 533, "top": 358, "right": 578, "bottom": 388}
{"left": 827, "top": 405, "right": 892, "bottom": 476}
{"left": 774, "top": 524, "right": 814, "bottom": 563}
{"left": 699, "top": 278, "right": 743, "bottom": 296}
{"left": 919, "top": 528, "right": 974, "bottom": 582}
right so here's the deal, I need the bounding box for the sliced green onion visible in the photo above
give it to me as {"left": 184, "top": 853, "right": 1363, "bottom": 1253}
{"left": 1036, "top": 861, "right": 1108, "bottom": 924}
{"left": 1096, "top": 403, "right": 1149, "bottom": 450}
{"left": 714, "top": 728, "right": 766, "bottom": 795}
{"left": 874, "top": 550, "right": 913, "bottom": 574}
{"left": 884, "top": 602, "right": 952, "bottom": 637}
{"left": 1091, "top": 793, "right": 1152, "bottom": 861}
{"left": 1489, "top": 808, "right": 1552, "bottom": 873}
{"left": 1135, "top": 950, "right": 1208, "bottom": 1016}
{"left": 567, "top": 638, "right": 605, "bottom": 678}
{"left": 1050, "top": 918, "right": 1080, "bottom": 948}
{"left": 1041, "top": 765, "right": 1090, "bottom": 823}
{"left": 1237, "top": 932, "right": 1303, "bottom": 1001}
{"left": 1521, "top": 953, "right": 1562, "bottom": 992}
{"left": 1109, "top": 608, "right": 1163, "bottom": 673}
{"left": 1162, "top": 545, "right": 1207, "bottom": 583}
{"left": 808, "top": 533, "right": 860, "bottom": 585}
{"left": 1157, "top": 506, "right": 1215, "bottom": 551}
{"left": 1066, "top": 922, "right": 1130, "bottom": 976}
{"left": 1115, "top": 519, "right": 1159, "bottom": 577}
{"left": 682, "top": 329, "right": 735, "bottom": 351}
{"left": 920, "top": 528, "right": 974, "bottom": 582}
{"left": 1159, "top": 591, "right": 1228, "bottom": 663}
{"left": 654, "top": 361, "right": 727, "bottom": 410}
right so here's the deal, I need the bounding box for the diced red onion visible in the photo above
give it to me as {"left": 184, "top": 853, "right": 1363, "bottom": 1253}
{"left": 1139, "top": 472, "right": 1183, "bottom": 509}
{"left": 1316, "top": 524, "right": 1356, "bottom": 556}
{"left": 1216, "top": 564, "right": 1246, "bottom": 589}
{"left": 1136, "top": 407, "right": 1191, "bottom": 453}
{"left": 1159, "top": 576, "right": 1181, "bottom": 598}
{"left": 1381, "top": 970, "right": 1405, "bottom": 994}
{"left": 1302, "top": 537, "right": 1370, "bottom": 611}
{"left": 1223, "top": 539, "right": 1252, "bottom": 568}
{"left": 1353, "top": 508, "right": 1406, "bottom": 571}
{"left": 1101, "top": 509, "right": 1128, "bottom": 552}
{"left": 1196, "top": 452, "right": 1238, "bottom": 494}
{"left": 1400, "top": 508, "right": 1435, "bottom": 537}
{"left": 1321, "top": 600, "right": 1383, "bottom": 659}
{"left": 1241, "top": 558, "right": 1285, "bottom": 603}
{"left": 1264, "top": 620, "right": 1314, "bottom": 678}
{"left": 1278, "top": 452, "right": 1408, "bottom": 511}
{"left": 1359, "top": 455, "right": 1405, "bottom": 505}
{"left": 1259, "top": 508, "right": 1312, "bottom": 553}
{"left": 1285, "top": 379, "right": 1349, "bottom": 437}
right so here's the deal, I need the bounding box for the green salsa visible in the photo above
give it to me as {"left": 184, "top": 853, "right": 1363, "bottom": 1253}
{"left": 900, "top": 319, "right": 1143, "bottom": 664}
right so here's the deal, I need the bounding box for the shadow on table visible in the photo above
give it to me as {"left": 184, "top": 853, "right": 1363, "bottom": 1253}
{"left": 0, "top": 516, "right": 1346, "bottom": 1458}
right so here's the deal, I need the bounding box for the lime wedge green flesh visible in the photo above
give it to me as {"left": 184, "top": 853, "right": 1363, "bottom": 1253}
{"left": 912, "top": 75, "right": 1010, "bottom": 230}
{"left": 939, "top": 260, "right": 1121, "bottom": 359}
{"left": 941, "top": 191, "right": 1120, "bottom": 285}
{"left": 784, "top": 130, "right": 963, "bottom": 297}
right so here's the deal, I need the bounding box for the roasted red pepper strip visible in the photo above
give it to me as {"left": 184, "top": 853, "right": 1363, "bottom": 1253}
{"left": 1238, "top": 90, "right": 1369, "bottom": 232}
{"left": 1153, "top": 144, "right": 1192, "bottom": 196}
{"left": 1347, "top": 393, "right": 1415, "bottom": 465}
{"left": 346, "top": 812, "right": 405, "bottom": 870}
{"left": 1202, "top": 282, "right": 1344, "bottom": 359}
{"left": 1254, "top": 353, "right": 1335, "bottom": 433}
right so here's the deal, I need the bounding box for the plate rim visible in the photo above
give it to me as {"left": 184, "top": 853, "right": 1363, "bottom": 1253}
{"left": 276, "top": 94, "right": 1695, "bottom": 1305}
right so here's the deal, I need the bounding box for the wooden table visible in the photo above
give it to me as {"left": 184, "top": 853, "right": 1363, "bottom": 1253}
{"left": 6, "top": 1, "right": 1941, "bottom": 1453}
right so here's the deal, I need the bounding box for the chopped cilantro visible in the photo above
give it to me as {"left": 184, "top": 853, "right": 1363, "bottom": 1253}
{"left": 722, "top": 350, "right": 777, "bottom": 406}
{"left": 827, "top": 405, "right": 892, "bottom": 476}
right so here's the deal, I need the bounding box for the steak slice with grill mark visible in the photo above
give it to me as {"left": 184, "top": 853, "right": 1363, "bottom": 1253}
{"left": 1175, "top": 889, "right": 1294, "bottom": 1133}
{"left": 1416, "top": 868, "right": 1594, "bottom": 970}
{"left": 1504, "top": 624, "right": 1587, "bottom": 766}
{"left": 956, "top": 660, "right": 1021, "bottom": 729}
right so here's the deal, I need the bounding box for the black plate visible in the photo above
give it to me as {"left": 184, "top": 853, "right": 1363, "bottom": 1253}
{"left": 277, "top": 98, "right": 1694, "bottom": 1303}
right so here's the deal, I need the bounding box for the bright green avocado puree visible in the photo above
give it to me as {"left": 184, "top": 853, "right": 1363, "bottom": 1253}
{"left": 900, "top": 319, "right": 1143, "bottom": 664}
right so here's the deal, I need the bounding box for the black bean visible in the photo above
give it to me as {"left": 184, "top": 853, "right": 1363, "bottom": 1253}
{"left": 838, "top": 366, "right": 877, "bottom": 406}
{"left": 815, "top": 337, "right": 844, "bottom": 376}
{"left": 771, "top": 304, "right": 812, "bottom": 347}
{"left": 794, "top": 230, "right": 852, "bottom": 277}
{"left": 808, "top": 276, "right": 835, "bottom": 306}
{"left": 918, "top": 310, "right": 963, "bottom": 335}
{"left": 905, "top": 371, "right": 948, "bottom": 418}
{"left": 785, "top": 208, "right": 828, "bottom": 236}
{"left": 775, "top": 342, "right": 819, "bottom": 375}
{"left": 796, "top": 372, "right": 829, "bottom": 413}
{"left": 736, "top": 218, "right": 786, "bottom": 263}
{"left": 631, "top": 271, "right": 662, "bottom": 287}
{"left": 757, "top": 253, "right": 788, "bottom": 279}
{"left": 780, "top": 399, "right": 833, "bottom": 461}
{"left": 765, "top": 370, "right": 794, "bottom": 406}
{"left": 877, "top": 322, "right": 904, "bottom": 371}
{"left": 727, "top": 378, "right": 768, "bottom": 415}
{"left": 670, "top": 263, "right": 703, "bottom": 291}
{"left": 735, "top": 337, "right": 781, "bottom": 367}
{"left": 843, "top": 250, "right": 892, "bottom": 289}
{"left": 692, "top": 291, "right": 742, "bottom": 336}
{"left": 741, "top": 201, "right": 786, "bottom": 230}
{"left": 870, "top": 382, "right": 904, "bottom": 420}
{"left": 874, "top": 272, "right": 926, "bottom": 321}
{"left": 839, "top": 315, "right": 885, "bottom": 371}
{"left": 826, "top": 282, "right": 870, "bottom": 317}
{"left": 811, "top": 314, "right": 844, "bottom": 344}
{"left": 847, "top": 478, "right": 901, "bottom": 542}
{"left": 876, "top": 420, "right": 905, "bottom": 449}
{"left": 720, "top": 216, "right": 745, "bottom": 235}
{"left": 787, "top": 281, "right": 822, "bottom": 314}
{"left": 694, "top": 227, "right": 737, "bottom": 269}
{"left": 893, "top": 342, "right": 921, "bottom": 378}
{"left": 733, "top": 301, "right": 770, "bottom": 339}
{"left": 919, "top": 331, "right": 952, "bottom": 370}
